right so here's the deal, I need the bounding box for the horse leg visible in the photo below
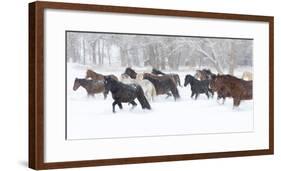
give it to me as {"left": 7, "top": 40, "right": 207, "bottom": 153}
{"left": 178, "top": 79, "right": 182, "bottom": 87}
{"left": 195, "top": 93, "right": 199, "bottom": 100}
{"left": 103, "top": 92, "right": 107, "bottom": 99}
{"left": 216, "top": 96, "right": 221, "bottom": 104}
{"left": 205, "top": 91, "right": 209, "bottom": 99}
{"left": 112, "top": 101, "right": 118, "bottom": 113}
{"left": 190, "top": 91, "right": 195, "bottom": 98}
{"left": 216, "top": 95, "right": 223, "bottom": 105}
{"left": 233, "top": 98, "right": 241, "bottom": 109}
{"left": 209, "top": 89, "right": 214, "bottom": 98}
{"left": 117, "top": 102, "right": 123, "bottom": 109}
{"left": 130, "top": 101, "right": 137, "bottom": 109}
{"left": 222, "top": 97, "right": 226, "bottom": 104}
{"left": 89, "top": 93, "right": 95, "bottom": 98}
{"left": 166, "top": 92, "right": 172, "bottom": 99}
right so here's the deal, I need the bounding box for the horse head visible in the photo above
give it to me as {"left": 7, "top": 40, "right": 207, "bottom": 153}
{"left": 184, "top": 75, "right": 194, "bottom": 87}
{"left": 209, "top": 75, "right": 221, "bottom": 91}
{"left": 73, "top": 78, "right": 80, "bottom": 91}
{"left": 124, "top": 67, "right": 137, "bottom": 79}
{"left": 104, "top": 76, "right": 116, "bottom": 92}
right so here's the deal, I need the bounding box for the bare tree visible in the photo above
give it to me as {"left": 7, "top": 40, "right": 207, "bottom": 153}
{"left": 67, "top": 32, "right": 253, "bottom": 73}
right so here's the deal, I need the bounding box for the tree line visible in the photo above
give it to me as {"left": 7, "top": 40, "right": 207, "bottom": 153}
{"left": 66, "top": 32, "right": 252, "bottom": 74}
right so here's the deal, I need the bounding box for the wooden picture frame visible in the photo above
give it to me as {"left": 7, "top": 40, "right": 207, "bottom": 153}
{"left": 29, "top": 1, "right": 274, "bottom": 170}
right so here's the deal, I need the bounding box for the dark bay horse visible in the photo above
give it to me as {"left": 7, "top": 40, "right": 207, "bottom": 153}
{"left": 210, "top": 75, "right": 252, "bottom": 107}
{"left": 152, "top": 68, "right": 182, "bottom": 87}
{"left": 86, "top": 69, "right": 118, "bottom": 81}
{"left": 104, "top": 76, "right": 151, "bottom": 113}
{"left": 143, "top": 73, "right": 180, "bottom": 100}
{"left": 184, "top": 74, "right": 213, "bottom": 99}
{"left": 73, "top": 78, "right": 108, "bottom": 98}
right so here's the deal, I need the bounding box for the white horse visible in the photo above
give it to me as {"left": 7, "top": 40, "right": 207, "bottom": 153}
{"left": 120, "top": 73, "right": 157, "bottom": 101}
{"left": 242, "top": 71, "right": 253, "bottom": 81}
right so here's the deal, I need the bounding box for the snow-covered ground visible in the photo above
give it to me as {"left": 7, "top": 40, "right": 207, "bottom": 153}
{"left": 67, "top": 63, "right": 254, "bottom": 140}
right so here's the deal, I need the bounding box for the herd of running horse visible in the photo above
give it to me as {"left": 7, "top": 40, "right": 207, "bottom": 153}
{"left": 72, "top": 67, "right": 253, "bottom": 113}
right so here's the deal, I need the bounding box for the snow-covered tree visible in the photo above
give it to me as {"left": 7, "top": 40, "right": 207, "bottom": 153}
{"left": 66, "top": 32, "right": 253, "bottom": 73}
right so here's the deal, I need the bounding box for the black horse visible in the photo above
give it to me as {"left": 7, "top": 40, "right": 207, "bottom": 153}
{"left": 152, "top": 68, "right": 182, "bottom": 87}
{"left": 143, "top": 73, "right": 180, "bottom": 100}
{"left": 124, "top": 67, "right": 137, "bottom": 79}
{"left": 104, "top": 76, "right": 151, "bottom": 113}
{"left": 184, "top": 74, "right": 213, "bottom": 99}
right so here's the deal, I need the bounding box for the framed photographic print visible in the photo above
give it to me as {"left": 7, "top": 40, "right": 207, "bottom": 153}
{"left": 29, "top": 1, "right": 274, "bottom": 170}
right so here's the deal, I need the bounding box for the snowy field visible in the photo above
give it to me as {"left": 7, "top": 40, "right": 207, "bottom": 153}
{"left": 67, "top": 63, "right": 254, "bottom": 140}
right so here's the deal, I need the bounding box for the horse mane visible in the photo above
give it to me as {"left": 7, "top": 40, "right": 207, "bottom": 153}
{"left": 143, "top": 73, "right": 162, "bottom": 79}
{"left": 75, "top": 78, "right": 91, "bottom": 89}
{"left": 185, "top": 74, "right": 198, "bottom": 84}
{"left": 106, "top": 76, "right": 126, "bottom": 86}
{"left": 202, "top": 69, "right": 211, "bottom": 73}
{"left": 218, "top": 74, "right": 243, "bottom": 81}
{"left": 77, "top": 78, "right": 89, "bottom": 83}
{"left": 152, "top": 68, "right": 166, "bottom": 75}
{"left": 125, "top": 67, "right": 136, "bottom": 73}
{"left": 87, "top": 69, "right": 95, "bottom": 74}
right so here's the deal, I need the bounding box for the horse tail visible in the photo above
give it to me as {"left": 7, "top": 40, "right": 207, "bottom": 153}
{"left": 176, "top": 75, "right": 182, "bottom": 87}
{"left": 136, "top": 85, "right": 151, "bottom": 110}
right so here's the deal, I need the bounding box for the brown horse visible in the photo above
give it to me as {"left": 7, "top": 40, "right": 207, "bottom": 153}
{"left": 151, "top": 68, "right": 182, "bottom": 87}
{"left": 143, "top": 73, "right": 180, "bottom": 100}
{"left": 85, "top": 69, "right": 118, "bottom": 81}
{"left": 73, "top": 78, "right": 108, "bottom": 98}
{"left": 210, "top": 75, "right": 252, "bottom": 107}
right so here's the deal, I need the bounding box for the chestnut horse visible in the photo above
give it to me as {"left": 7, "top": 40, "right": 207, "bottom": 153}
{"left": 85, "top": 69, "right": 118, "bottom": 81}
{"left": 210, "top": 75, "right": 252, "bottom": 107}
